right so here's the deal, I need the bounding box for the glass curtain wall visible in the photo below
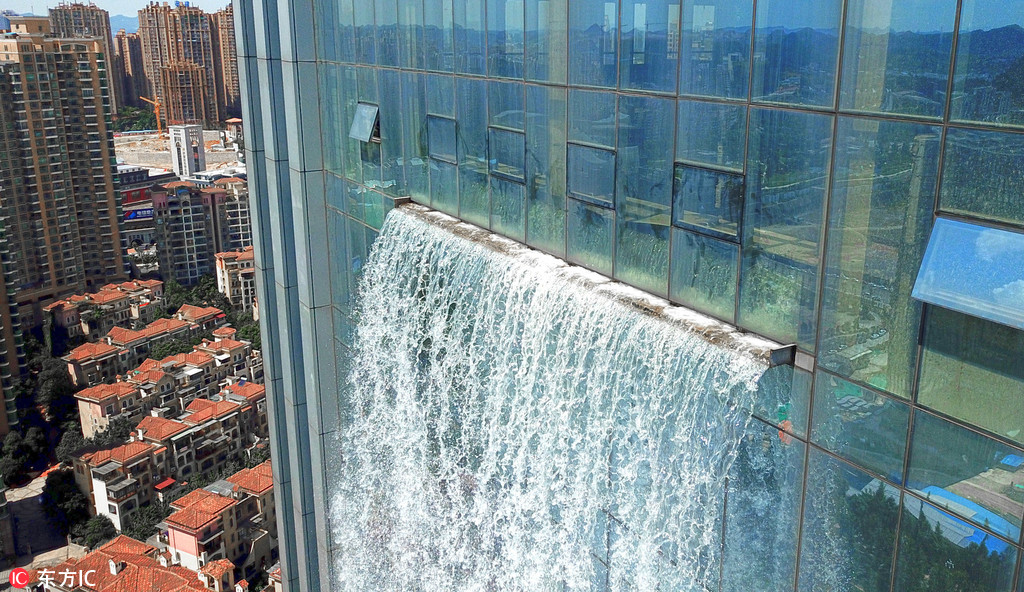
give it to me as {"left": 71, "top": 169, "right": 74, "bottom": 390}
{"left": 242, "top": 0, "right": 1024, "bottom": 589}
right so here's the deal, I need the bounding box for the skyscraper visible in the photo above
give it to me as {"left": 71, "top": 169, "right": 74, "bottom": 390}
{"left": 240, "top": 0, "right": 1024, "bottom": 590}
{"left": 137, "top": 1, "right": 221, "bottom": 126}
{"left": 0, "top": 16, "right": 125, "bottom": 432}
{"left": 210, "top": 2, "right": 239, "bottom": 118}
{"left": 48, "top": 2, "right": 124, "bottom": 113}
{"left": 114, "top": 28, "right": 145, "bottom": 107}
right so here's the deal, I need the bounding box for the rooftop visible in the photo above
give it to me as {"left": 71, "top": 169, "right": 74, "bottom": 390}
{"left": 226, "top": 460, "right": 274, "bottom": 495}
{"left": 75, "top": 381, "right": 139, "bottom": 403}
{"left": 166, "top": 488, "right": 236, "bottom": 531}
{"left": 65, "top": 341, "right": 120, "bottom": 362}
{"left": 80, "top": 441, "right": 155, "bottom": 467}
{"left": 108, "top": 317, "right": 191, "bottom": 344}
{"left": 137, "top": 415, "right": 190, "bottom": 441}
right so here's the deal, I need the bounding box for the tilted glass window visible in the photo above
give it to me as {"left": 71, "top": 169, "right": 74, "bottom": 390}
{"left": 912, "top": 217, "right": 1024, "bottom": 331}
{"left": 567, "top": 144, "right": 616, "bottom": 207}
{"left": 349, "top": 102, "right": 379, "bottom": 143}
{"left": 672, "top": 164, "right": 743, "bottom": 241}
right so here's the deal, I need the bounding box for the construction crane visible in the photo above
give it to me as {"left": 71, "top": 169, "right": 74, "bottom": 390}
{"left": 139, "top": 96, "right": 165, "bottom": 137}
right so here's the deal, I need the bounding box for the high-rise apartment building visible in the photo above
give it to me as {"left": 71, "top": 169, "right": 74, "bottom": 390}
{"left": 113, "top": 29, "right": 145, "bottom": 107}
{"left": 48, "top": 2, "right": 123, "bottom": 113}
{"left": 0, "top": 18, "right": 125, "bottom": 332}
{"left": 243, "top": 1, "right": 1024, "bottom": 591}
{"left": 210, "top": 2, "right": 239, "bottom": 118}
{"left": 137, "top": 1, "right": 223, "bottom": 126}
{"left": 152, "top": 182, "right": 251, "bottom": 286}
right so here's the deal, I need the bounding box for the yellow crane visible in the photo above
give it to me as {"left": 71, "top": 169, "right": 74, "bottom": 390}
{"left": 139, "top": 96, "right": 165, "bottom": 137}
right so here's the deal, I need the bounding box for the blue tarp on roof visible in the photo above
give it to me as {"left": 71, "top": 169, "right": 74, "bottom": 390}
{"left": 1000, "top": 454, "right": 1024, "bottom": 468}
{"left": 920, "top": 486, "right": 1019, "bottom": 549}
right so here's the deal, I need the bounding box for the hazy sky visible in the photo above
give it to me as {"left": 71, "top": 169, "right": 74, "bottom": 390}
{"left": 3, "top": 0, "right": 227, "bottom": 17}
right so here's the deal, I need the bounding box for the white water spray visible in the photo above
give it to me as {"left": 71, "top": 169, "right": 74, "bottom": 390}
{"left": 330, "top": 208, "right": 769, "bottom": 592}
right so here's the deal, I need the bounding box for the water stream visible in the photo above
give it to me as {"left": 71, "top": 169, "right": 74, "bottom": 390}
{"left": 330, "top": 208, "right": 769, "bottom": 592}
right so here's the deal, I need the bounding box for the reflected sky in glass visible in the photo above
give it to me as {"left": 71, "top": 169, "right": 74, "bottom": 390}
{"left": 913, "top": 218, "right": 1024, "bottom": 330}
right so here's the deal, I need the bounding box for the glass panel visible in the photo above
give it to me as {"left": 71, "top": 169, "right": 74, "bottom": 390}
{"left": 354, "top": 0, "right": 377, "bottom": 64}
{"left": 349, "top": 103, "right": 379, "bottom": 142}
{"left": 751, "top": 364, "right": 812, "bottom": 439}
{"left": 939, "top": 128, "right": 1024, "bottom": 226}
{"left": 676, "top": 98, "right": 747, "bottom": 172}
{"left": 908, "top": 411, "right": 1024, "bottom": 543}
{"left": 894, "top": 497, "right": 1018, "bottom": 592}
{"left": 365, "top": 193, "right": 386, "bottom": 231}
{"left": 752, "top": 0, "right": 842, "bottom": 107}
{"left": 401, "top": 73, "right": 429, "bottom": 203}
{"left": 427, "top": 115, "right": 457, "bottom": 162}
{"left": 379, "top": 70, "right": 404, "bottom": 197}
{"left": 490, "top": 176, "right": 526, "bottom": 241}
{"left": 326, "top": 172, "right": 346, "bottom": 212}
{"left": 672, "top": 165, "right": 743, "bottom": 240}
{"left": 820, "top": 118, "right": 940, "bottom": 399}
{"left": 327, "top": 208, "right": 351, "bottom": 312}
{"left": 344, "top": 179, "right": 364, "bottom": 222}
{"left": 454, "top": 0, "right": 487, "bottom": 74}
{"left": 679, "top": 0, "right": 752, "bottom": 99}
{"left": 459, "top": 168, "right": 490, "bottom": 227}
{"left": 913, "top": 218, "right": 1024, "bottom": 331}
{"left": 525, "top": 85, "right": 567, "bottom": 256}
{"left": 950, "top": 0, "right": 1024, "bottom": 128}
{"left": 669, "top": 228, "right": 737, "bottom": 321}
{"left": 488, "top": 80, "right": 525, "bottom": 130}
{"left": 340, "top": 66, "right": 362, "bottom": 181}
{"left": 568, "top": 89, "right": 616, "bottom": 148}
{"left": 398, "top": 0, "right": 425, "bottom": 69}
{"left": 567, "top": 144, "right": 615, "bottom": 206}
{"left": 569, "top": 1, "right": 618, "bottom": 88}
{"left": 426, "top": 74, "right": 455, "bottom": 117}
{"left": 615, "top": 95, "right": 674, "bottom": 296}
{"left": 811, "top": 372, "right": 910, "bottom": 483}
{"left": 423, "top": 0, "right": 455, "bottom": 71}
{"left": 619, "top": 0, "right": 681, "bottom": 93}
{"left": 488, "top": 0, "right": 525, "bottom": 78}
{"left": 567, "top": 198, "right": 614, "bottom": 276}
{"left": 375, "top": 0, "right": 400, "bottom": 66}
{"left": 488, "top": 128, "right": 526, "bottom": 180}
{"left": 721, "top": 419, "right": 804, "bottom": 592}
{"left": 320, "top": 64, "right": 345, "bottom": 176}
{"left": 525, "top": 0, "right": 567, "bottom": 83}
{"left": 429, "top": 159, "right": 459, "bottom": 215}
{"left": 797, "top": 449, "right": 899, "bottom": 592}
{"left": 918, "top": 306, "right": 1024, "bottom": 446}
{"left": 739, "top": 108, "right": 833, "bottom": 350}
{"left": 456, "top": 78, "right": 488, "bottom": 226}
{"left": 839, "top": 0, "right": 955, "bottom": 118}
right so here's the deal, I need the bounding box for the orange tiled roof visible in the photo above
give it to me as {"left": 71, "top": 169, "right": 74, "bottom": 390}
{"left": 211, "top": 326, "right": 237, "bottom": 338}
{"left": 202, "top": 337, "right": 247, "bottom": 352}
{"left": 136, "top": 416, "right": 190, "bottom": 441}
{"left": 222, "top": 381, "right": 264, "bottom": 401}
{"left": 166, "top": 489, "right": 236, "bottom": 531}
{"left": 162, "top": 350, "right": 214, "bottom": 367}
{"left": 163, "top": 180, "right": 196, "bottom": 188}
{"left": 227, "top": 460, "right": 274, "bottom": 495}
{"left": 48, "top": 536, "right": 206, "bottom": 592}
{"left": 80, "top": 441, "right": 154, "bottom": 466}
{"left": 75, "top": 381, "right": 138, "bottom": 403}
{"left": 176, "top": 303, "right": 222, "bottom": 322}
{"left": 183, "top": 399, "right": 239, "bottom": 424}
{"left": 66, "top": 341, "right": 120, "bottom": 362}
{"left": 90, "top": 290, "right": 130, "bottom": 305}
{"left": 213, "top": 176, "right": 245, "bottom": 185}
{"left": 216, "top": 245, "right": 254, "bottom": 262}
{"left": 108, "top": 317, "right": 191, "bottom": 344}
{"left": 200, "top": 558, "right": 234, "bottom": 580}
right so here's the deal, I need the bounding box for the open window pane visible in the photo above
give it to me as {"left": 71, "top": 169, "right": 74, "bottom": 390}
{"left": 912, "top": 217, "right": 1024, "bottom": 331}
{"left": 672, "top": 164, "right": 743, "bottom": 240}
{"left": 349, "top": 102, "right": 379, "bottom": 142}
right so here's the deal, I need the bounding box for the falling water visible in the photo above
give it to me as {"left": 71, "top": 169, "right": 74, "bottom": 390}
{"left": 331, "top": 208, "right": 771, "bottom": 592}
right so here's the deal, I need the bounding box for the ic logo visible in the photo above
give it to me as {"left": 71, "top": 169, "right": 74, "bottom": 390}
{"left": 9, "top": 567, "right": 30, "bottom": 589}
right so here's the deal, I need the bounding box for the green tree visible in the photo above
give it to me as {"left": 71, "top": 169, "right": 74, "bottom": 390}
{"left": 40, "top": 469, "right": 91, "bottom": 536}
{"left": 122, "top": 502, "right": 170, "bottom": 542}
{"left": 73, "top": 515, "right": 117, "bottom": 549}
{"left": 237, "top": 323, "right": 261, "bottom": 350}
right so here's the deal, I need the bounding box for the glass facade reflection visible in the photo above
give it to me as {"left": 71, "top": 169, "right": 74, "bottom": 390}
{"left": 238, "top": 0, "right": 1024, "bottom": 588}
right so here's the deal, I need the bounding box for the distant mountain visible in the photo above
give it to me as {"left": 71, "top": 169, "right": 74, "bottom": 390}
{"left": 110, "top": 15, "right": 138, "bottom": 34}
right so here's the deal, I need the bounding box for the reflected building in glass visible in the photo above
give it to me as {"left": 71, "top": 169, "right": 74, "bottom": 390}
{"left": 236, "top": 0, "right": 1024, "bottom": 589}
